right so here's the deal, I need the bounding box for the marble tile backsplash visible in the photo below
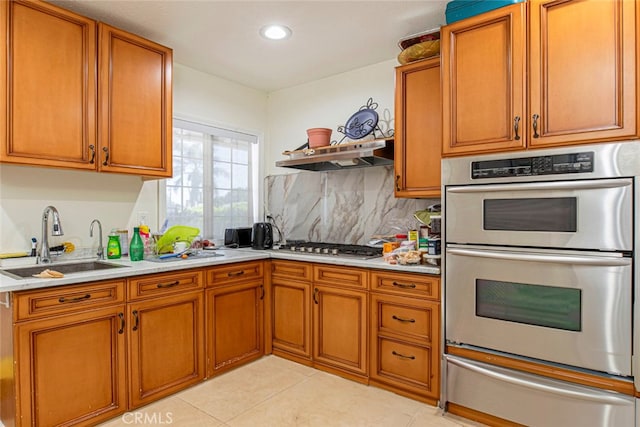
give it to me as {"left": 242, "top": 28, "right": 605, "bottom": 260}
{"left": 265, "top": 166, "right": 439, "bottom": 245}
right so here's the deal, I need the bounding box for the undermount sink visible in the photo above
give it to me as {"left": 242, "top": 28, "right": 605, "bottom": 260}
{"left": 0, "top": 260, "right": 128, "bottom": 280}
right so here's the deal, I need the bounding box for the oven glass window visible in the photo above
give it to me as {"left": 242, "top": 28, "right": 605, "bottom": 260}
{"left": 476, "top": 279, "right": 581, "bottom": 331}
{"left": 484, "top": 198, "right": 577, "bottom": 232}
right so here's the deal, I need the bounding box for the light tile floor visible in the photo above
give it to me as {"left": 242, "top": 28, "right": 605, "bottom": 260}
{"left": 99, "top": 356, "right": 485, "bottom": 427}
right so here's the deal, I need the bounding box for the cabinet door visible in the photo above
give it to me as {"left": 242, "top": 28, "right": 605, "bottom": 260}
{"left": 15, "top": 305, "right": 126, "bottom": 426}
{"left": 528, "top": 0, "right": 639, "bottom": 147}
{"left": 394, "top": 57, "right": 441, "bottom": 198}
{"left": 441, "top": 3, "right": 527, "bottom": 156}
{"left": 312, "top": 285, "right": 368, "bottom": 377}
{"left": 128, "top": 291, "right": 205, "bottom": 407}
{"left": 272, "top": 278, "right": 312, "bottom": 360}
{"left": 206, "top": 280, "right": 265, "bottom": 376}
{"left": 98, "top": 23, "right": 172, "bottom": 177}
{"left": 0, "top": 0, "right": 96, "bottom": 169}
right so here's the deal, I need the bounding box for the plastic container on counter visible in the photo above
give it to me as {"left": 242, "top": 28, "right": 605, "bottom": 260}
{"left": 423, "top": 254, "right": 442, "bottom": 267}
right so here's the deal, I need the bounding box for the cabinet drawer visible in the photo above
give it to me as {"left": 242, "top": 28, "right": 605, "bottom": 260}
{"left": 371, "top": 294, "right": 436, "bottom": 345}
{"left": 206, "top": 261, "right": 263, "bottom": 287}
{"left": 313, "top": 265, "right": 367, "bottom": 290}
{"left": 128, "top": 269, "right": 204, "bottom": 300}
{"left": 370, "top": 271, "right": 440, "bottom": 300}
{"left": 271, "top": 260, "right": 312, "bottom": 282}
{"left": 374, "top": 337, "right": 433, "bottom": 390}
{"left": 14, "top": 279, "right": 125, "bottom": 321}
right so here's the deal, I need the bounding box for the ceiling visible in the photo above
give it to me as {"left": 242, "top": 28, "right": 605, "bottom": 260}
{"left": 51, "top": 1, "right": 448, "bottom": 92}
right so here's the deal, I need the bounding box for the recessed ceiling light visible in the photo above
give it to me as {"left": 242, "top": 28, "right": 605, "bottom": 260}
{"left": 260, "top": 24, "right": 292, "bottom": 41}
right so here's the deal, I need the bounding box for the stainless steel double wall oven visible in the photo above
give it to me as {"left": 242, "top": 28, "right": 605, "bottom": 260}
{"left": 442, "top": 142, "right": 640, "bottom": 426}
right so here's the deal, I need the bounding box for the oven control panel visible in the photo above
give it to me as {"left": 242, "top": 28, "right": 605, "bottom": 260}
{"left": 472, "top": 152, "right": 594, "bottom": 179}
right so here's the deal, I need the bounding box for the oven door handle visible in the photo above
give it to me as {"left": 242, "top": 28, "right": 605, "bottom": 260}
{"left": 446, "top": 178, "right": 631, "bottom": 193}
{"left": 446, "top": 355, "right": 632, "bottom": 406}
{"left": 446, "top": 247, "right": 631, "bottom": 267}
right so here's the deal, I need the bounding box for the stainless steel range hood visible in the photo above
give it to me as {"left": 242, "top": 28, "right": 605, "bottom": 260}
{"left": 275, "top": 139, "right": 394, "bottom": 171}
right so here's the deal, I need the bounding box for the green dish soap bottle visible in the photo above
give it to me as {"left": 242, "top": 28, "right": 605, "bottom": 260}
{"left": 129, "top": 227, "right": 144, "bottom": 261}
{"left": 107, "top": 233, "right": 121, "bottom": 259}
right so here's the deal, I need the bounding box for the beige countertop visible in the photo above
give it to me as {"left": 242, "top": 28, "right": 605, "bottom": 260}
{"left": 0, "top": 248, "right": 440, "bottom": 293}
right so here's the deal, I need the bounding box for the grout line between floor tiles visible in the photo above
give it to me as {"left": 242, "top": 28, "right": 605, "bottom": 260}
{"left": 173, "top": 397, "right": 227, "bottom": 425}
{"left": 222, "top": 374, "right": 318, "bottom": 424}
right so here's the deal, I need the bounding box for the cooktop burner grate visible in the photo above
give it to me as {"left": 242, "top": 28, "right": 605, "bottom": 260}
{"left": 278, "top": 242, "right": 382, "bottom": 258}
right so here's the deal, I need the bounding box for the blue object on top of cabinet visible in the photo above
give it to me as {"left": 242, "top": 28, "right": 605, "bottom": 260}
{"left": 445, "top": 0, "right": 525, "bottom": 24}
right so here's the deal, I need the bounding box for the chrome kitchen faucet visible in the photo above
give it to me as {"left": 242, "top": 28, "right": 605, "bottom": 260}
{"left": 37, "top": 206, "right": 64, "bottom": 264}
{"left": 89, "top": 219, "right": 104, "bottom": 260}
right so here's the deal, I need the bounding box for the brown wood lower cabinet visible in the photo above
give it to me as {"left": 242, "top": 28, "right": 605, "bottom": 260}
{"left": 127, "top": 270, "right": 205, "bottom": 407}
{"left": 15, "top": 306, "right": 127, "bottom": 426}
{"left": 312, "top": 264, "right": 368, "bottom": 381}
{"left": 312, "top": 285, "right": 368, "bottom": 379}
{"left": 369, "top": 291, "right": 440, "bottom": 404}
{"left": 0, "top": 259, "right": 440, "bottom": 427}
{"left": 270, "top": 261, "right": 441, "bottom": 401}
{"left": 9, "top": 281, "right": 128, "bottom": 427}
{"left": 206, "top": 278, "right": 265, "bottom": 376}
{"left": 271, "top": 260, "right": 312, "bottom": 364}
{"left": 127, "top": 290, "right": 205, "bottom": 407}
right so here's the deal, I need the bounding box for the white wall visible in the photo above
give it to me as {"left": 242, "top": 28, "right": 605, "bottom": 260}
{"left": 266, "top": 59, "right": 397, "bottom": 176}
{"left": 0, "top": 58, "right": 397, "bottom": 255}
{"left": 0, "top": 63, "right": 268, "bottom": 256}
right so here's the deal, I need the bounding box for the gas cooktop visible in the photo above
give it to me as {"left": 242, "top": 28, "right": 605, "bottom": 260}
{"left": 277, "top": 242, "right": 382, "bottom": 258}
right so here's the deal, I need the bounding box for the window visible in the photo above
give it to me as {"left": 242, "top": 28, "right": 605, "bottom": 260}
{"left": 165, "top": 119, "right": 259, "bottom": 240}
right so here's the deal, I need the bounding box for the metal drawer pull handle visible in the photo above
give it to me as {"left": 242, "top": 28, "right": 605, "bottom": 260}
{"left": 392, "top": 281, "right": 416, "bottom": 289}
{"left": 228, "top": 271, "right": 245, "bottom": 277}
{"left": 89, "top": 145, "right": 96, "bottom": 164}
{"left": 395, "top": 175, "right": 401, "bottom": 191}
{"left": 118, "top": 312, "right": 125, "bottom": 334}
{"left": 392, "top": 315, "right": 416, "bottom": 323}
{"left": 532, "top": 114, "right": 540, "bottom": 138}
{"left": 58, "top": 294, "right": 91, "bottom": 303}
{"left": 157, "top": 280, "right": 179, "bottom": 288}
{"left": 446, "top": 355, "right": 631, "bottom": 405}
{"left": 447, "top": 178, "right": 632, "bottom": 193}
{"left": 447, "top": 247, "right": 631, "bottom": 267}
{"left": 132, "top": 310, "right": 139, "bottom": 331}
{"left": 513, "top": 116, "right": 521, "bottom": 140}
{"left": 313, "top": 288, "right": 319, "bottom": 305}
{"left": 102, "top": 147, "right": 109, "bottom": 166}
{"left": 118, "top": 313, "right": 124, "bottom": 334}
{"left": 260, "top": 284, "right": 265, "bottom": 300}
{"left": 392, "top": 350, "right": 416, "bottom": 360}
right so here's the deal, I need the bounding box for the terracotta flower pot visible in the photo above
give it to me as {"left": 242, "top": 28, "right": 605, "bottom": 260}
{"left": 307, "top": 128, "right": 332, "bottom": 148}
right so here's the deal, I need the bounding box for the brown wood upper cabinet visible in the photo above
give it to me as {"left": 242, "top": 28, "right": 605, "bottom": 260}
{"left": 0, "top": 0, "right": 172, "bottom": 177}
{"left": 394, "top": 57, "right": 441, "bottom": 198}
{"left": 441, "top": 0, "right": 639, "bottom": 157}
